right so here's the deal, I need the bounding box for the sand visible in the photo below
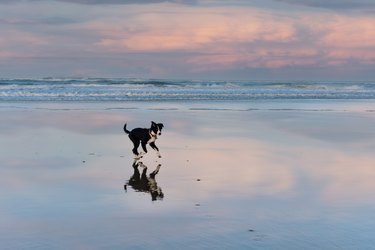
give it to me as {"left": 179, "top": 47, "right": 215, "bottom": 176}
{"left": 1, "top": 100, "right": 375, "bottom": 249}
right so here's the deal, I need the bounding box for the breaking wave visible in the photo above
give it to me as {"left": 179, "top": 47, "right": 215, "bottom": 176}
{"left": 1, "top": 78, "right": 375, "bottom": 101}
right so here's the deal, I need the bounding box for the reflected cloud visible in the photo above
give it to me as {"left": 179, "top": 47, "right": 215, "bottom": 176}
{"left": 2, "top": 106, "right": 375, "bottom": 209}
{"left": 0, "top": 109, "right": 132, "bottom": 135}
{"left": 125, "top": 160, "right": 164, "bottom": 201}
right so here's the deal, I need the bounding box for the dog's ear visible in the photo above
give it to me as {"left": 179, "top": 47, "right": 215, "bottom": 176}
{"left": 151, "top": 121, "right": 156, "bottom": 126}
{"left": 158, "top": 123, "right": 164, "bottom": 129}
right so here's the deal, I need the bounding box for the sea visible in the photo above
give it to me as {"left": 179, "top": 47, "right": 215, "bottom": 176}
{"left": 1, "top": 78, "right": 375, "bottom": 102}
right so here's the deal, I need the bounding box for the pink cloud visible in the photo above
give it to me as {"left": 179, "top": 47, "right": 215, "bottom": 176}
{"left": 324, "top": 18, "right": 375, "bottom": 48}
{"left": 319, "top": 16, "right": 375, "bottom": 64}
{"left": 87, "top": 5, "right": 375, "bottom": 71}
{"left": 93, "top": 7, "right": 296, "bottom": 52}
{"left": 0, "top": 30, "right": 51, "bottom": 58}
{"left": 2, "top": 1, "right": 375, "bottom": 76}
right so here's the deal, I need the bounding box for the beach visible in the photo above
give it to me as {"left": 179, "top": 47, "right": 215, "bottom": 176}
{"left": 1, "top": 100, "right": 375, "bottom": 249}
{"left": 2, "top": 0, "right": 375, "bottom": 247}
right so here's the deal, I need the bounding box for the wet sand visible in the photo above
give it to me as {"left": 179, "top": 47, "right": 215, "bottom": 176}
{"left": 1, "top": 101, "right": 375, "bottom": 249}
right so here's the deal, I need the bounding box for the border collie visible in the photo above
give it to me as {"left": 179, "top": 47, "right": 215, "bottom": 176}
{"left": 126, "top": 161, "right": 163, "bottom": 201}
{"left": 124, "top": 121, "right": 164, "bottom": 159}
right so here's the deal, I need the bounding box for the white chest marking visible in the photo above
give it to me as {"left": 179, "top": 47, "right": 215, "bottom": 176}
{"left": 147, "top": 136, "right": 157, "bottom": 144}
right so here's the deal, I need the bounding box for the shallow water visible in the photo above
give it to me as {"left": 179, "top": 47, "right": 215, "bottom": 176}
{"left": 1, "top": 101, "right": 375, "bottom": 249}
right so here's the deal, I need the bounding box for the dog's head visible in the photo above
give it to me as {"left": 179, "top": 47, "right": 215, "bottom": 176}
{"left": 151, "top": 121, "right": 164, "bottom": 136}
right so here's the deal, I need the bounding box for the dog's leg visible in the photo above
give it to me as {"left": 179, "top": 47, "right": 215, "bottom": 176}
{"left": 129, "top": 134, "right": 141, "bottom": 158}
{"left": 150, "top": 164, "right": 161, "bottom": 178}
{"left": 140, "top": 141, "right": 148, "bottom": 156}
{"left": 132, "top": 141, "right": 140, "bottom": 156}
{"left": 138, "top": 161, "right": 147, "bottom": 169}
{"left": 149, "top": 142, "right": 161, "bottom": 158}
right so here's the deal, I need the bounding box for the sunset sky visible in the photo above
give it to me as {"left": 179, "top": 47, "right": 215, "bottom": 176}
{"left": 1, "top": 0, "right": 375, "bottom": 80}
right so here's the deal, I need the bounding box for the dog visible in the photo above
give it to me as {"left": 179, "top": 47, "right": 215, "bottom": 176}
{"left": 125, "top": 161, "right": 164, "bottom": 201}
{"left": 124, "top": 121, "right": 164, "bottom": 159}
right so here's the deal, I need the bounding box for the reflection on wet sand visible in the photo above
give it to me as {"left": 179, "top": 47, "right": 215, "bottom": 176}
{"left": 2, "top": 103, "right": 375, "bottom": 249}
{"left": 125, "top": 160, "right": 164, "bottom": 201}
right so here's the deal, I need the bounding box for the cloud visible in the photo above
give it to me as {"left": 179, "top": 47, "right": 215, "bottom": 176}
{"left": 88, "top": 5, "right": 375, "bottom": 72}
{"left": 1, "top": 0, "right": 375, "bottom": 79}
{"left": 93, "top": 8, "right": 296, "bottom": 52}
{"left": 275, "top": 0, "right": 375, "bottom": 10}
{"left": 64, "top": 0, "right": 196, "bottom": 4}
{"left": 0, "top": 17, "right": 77, "bottom": 25}
{"left": 0, "top": 0, "right": 196, "bottom": 4}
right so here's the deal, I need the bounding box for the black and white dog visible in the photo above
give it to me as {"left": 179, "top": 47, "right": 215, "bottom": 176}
{"left": 126, "top": 161, "right": 164, "bottom": 201}
{"left": 124, "top": 121, "right": 164, "bottom": 159}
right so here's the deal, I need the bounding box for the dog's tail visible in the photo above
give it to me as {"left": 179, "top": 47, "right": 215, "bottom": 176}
{"left": 123, "top": 123, "right": 131, "bottom": 134}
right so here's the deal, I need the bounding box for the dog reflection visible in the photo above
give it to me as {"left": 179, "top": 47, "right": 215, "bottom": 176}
{"left": 126, "top": 161, "right": 164, "bottom": 201}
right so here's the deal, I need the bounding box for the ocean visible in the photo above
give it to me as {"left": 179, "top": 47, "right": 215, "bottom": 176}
{"left": 1, "top": 78, "right": 375, "bottom": 102}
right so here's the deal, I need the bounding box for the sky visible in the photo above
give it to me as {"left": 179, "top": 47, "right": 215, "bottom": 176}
{"left": 1, "top": 0, "right": 375, "bottom": 80}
